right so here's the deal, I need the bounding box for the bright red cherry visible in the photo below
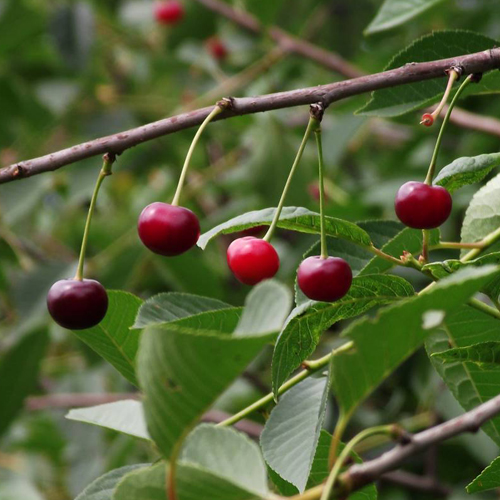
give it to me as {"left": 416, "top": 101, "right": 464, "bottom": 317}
{"left": 138, "top": 202, "right": 200, "bottom": 256}
{"left": 47, "top": 279, "right": 108, "bottom": 330}
{"left": 227, "top": 237, "right": 279, "bottom": 285}
{"left": 395, "top": 181, "right": 452, "bottom": 229}
{"left": 297, "top": 256, "right": 352, "bottom": 302}
{"left": 206, "top": 37, "right": 228, "bottom": 61}
{"left": 154, "top": 1, "right": 184, "bottom": 25}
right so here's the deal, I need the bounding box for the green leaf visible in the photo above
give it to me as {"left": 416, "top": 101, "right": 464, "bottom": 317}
{"left": 358, "top": 31, "right": 500, "bottom": 117}
{"left": 246, "top": 0, "right": 285, "bottom": 26}
{"left": 66, "top": 400, "right": 150, "bottom": 441}
{"left": 331, "top": 266, "right": 499, "bottom": 417}
{"left": 467, "top": 456, "right": 500, "bottom": 493}
{"left": 261, "top": 373, "right": 331, "bottom": 493}
{"left": 273, "top": 275, "right": 415, "bottom": 395}
{"left": 0, "top": 328, "right": 49, "bottom": 438}
{"left": 133, "top": 293, "right": 231, "bottom": 329}
{"left": 138, "top": 281, "right": 291, "bottom": 458}
{"left": 433, "top": 153, "right": 500, "bottom": 193}
{"left": 72, "top": 291, "right": 143, "bottom": 386}
{"left": 197, "top": 207, "right": 371, "bottom": 250}
{"left": 360, "top": 227, "right": 439, "bottom": 276}
{"left": 461, "top": 172, "right": 500, "bottom": 258}
{"left": 365, "top": 0, "right": 446, "bottom": 35}
{"left": 268, "top": 431, "right": 377, "bottom": 500}
{"left": 75, "top": 465, "right": 147, "bottom": 500}
{"left": 114, "top": 460, "right": 265, "bottom": 500}
{"left": 180, "top": 425, "right": 269, "bottom": 498}
{"left": 426, "top": 305, "right": 500, "bottom": 445}
{"left": 422, "top": 252, "right": 500, "bottom": 300}
{"left": 433, "top": 341, "right": 500, "bottom": 367}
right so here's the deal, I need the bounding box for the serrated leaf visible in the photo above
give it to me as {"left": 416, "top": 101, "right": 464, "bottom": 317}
{"left": 365, "top": 0, "right": 446, "bottom": 35}
{"left": 138, "top": 281, "right": 291, "bottom": 458}
{"left": 433, "top": 341, "right": 500, "bottom": 367}
{"left": 461, "top": 172, "right": 500, "bottom": 258}
{"left": 360, "top": 227, "right": 439, "bottom": 276}
{"left": 66, "top": 400, "right": 150, "bottom": 441}
{"left": 434, "top": 153, "right": 500, "bottom": 193}
{"left": 331, "top": 266, "right": 499, "bottom": 417}
{"left": 358, "top": 31, "right": 500, "bottom": 117}
{"left": 75, "top": 464, "right": 147, "bottom": 500}
{"left": 197, "top": 207, "right": 371, "bottom": 250}
{"left": 0, "top": 329, "right": 49, "bottom": 438}
{"left": 268, "top": 431, "right": 377, "bottom": 500}
{"left": 426, "top": 305, "right": 500, "bottom": 445}
{"left": 261, "top": 373, "right": 331, "bottom": 493}
{"left": 133, "top": 293, "right": 231, "bottom": 329}
{"left": 72, "top": 291, "right": 143, "bottom": 386}
{"left": 181, "top": 425, "right": 269, "bottom": 498}
{"left": 273, "top": 275, "right": 415, "bottom": 395}
{"left": 422, "top": 252, "right": 500, "bottom": 300}
{"left": 467, "top": 456, "right": 500, "bottom": 493}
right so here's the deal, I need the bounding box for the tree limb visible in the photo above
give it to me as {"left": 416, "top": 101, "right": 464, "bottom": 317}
{"left": 2, "top": 48, "right": 500, "bottom": 184}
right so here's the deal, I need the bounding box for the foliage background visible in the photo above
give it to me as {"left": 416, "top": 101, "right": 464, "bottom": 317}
{"left": 1, "top": 0, "right": 500, "bottom": 498}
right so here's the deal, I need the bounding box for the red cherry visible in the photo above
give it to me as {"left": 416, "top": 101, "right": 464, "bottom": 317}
{"left": 227, "top": 237, "right": 279, "bottom": 285}
{"left": 47, "top": 279, "right": 108, "bottom": 330}
{"left": 154, "top": 1, "right": 184, "bottom": 25}
{"left": 297, "top": 256, "right": 352, "bottom": 302}
{"left": 420, "top": 113, "right": 434, "bottom": 127}
{"left": 138, "top": 202, "right": 200, "bottom": 256}
{"left": 395, "top": 181, "right": 452, "bottom": 229}
{"left": 206, "top": 37, "right": 228, "bottom": 61}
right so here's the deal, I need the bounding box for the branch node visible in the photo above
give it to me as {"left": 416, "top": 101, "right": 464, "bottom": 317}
{"left": 13, "top": 165, "right": 26, "bottom": 178}
{"left": 471, "top": 72, "right": 483, "bottom": 83}
{"left": 310, "top": 102, "right": 325, "bottom": 122}
{"left": 446, "top": 65, "right": 464, "bottom": 79}
{"left": 217, "top": 97, "right": 235, "bottom": 111}
{"left": 390, "top": 424, "right": 413, "bottom": 445}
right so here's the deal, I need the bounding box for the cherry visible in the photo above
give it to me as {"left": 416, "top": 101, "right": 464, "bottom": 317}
{"left": 47, "top": 279, "right": 108, "bottom": 330}
{"left": 154, "top": 1, "right": 184, "bottom": 25}
{"left": 297, "top": 256, "right": 352, "bottom": 302}
{"left": 420, "top": 113, "right": 434, "bottom": 127}
{"left": 138, "top": 202, "right": 200, "bottom": 256}
{"left": 227, "top": 237, "right": 279, "bottom": 285}
{"left": 206, "top": 37, "right": 228, "bottom": 61}
{"left": 395, "top": 181, "right": 452, "bottom": 229}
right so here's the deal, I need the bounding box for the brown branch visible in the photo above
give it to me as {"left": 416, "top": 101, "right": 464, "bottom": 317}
{"left": 2, "top": 48, "right": 500, "bottom": 184}
{"left": 380, "top": 471, "right": 451, "bottom": 497}
{"left": 194, "top": 0, "right": 500, "bottom": 138}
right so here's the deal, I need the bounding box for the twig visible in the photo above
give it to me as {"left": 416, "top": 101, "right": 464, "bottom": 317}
{"left": 2, "top": 48, "right": 500, "bottom": 184}
{"left": 380, "top": 471, "right": 451, "bottom": 497}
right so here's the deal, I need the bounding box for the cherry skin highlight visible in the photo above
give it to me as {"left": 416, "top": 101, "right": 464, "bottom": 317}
{"left": 154, "top": 1, "right": 184, "bottom": 24}
{"left": 395, "top": 181, "right": 452, "bottom": 229}
{"left": 227, "top": 237, "right": 279, "bottom": 285}
{"left": 138, "top": 202, "right": 200, "bottom": 256}
{"left": 47, "top": 279, "right": 108, "bottom": 330}
{"left": 297, "top": 256, "right": 352, "bottom": 302}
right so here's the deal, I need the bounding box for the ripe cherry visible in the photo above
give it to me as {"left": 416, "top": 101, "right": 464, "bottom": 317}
{"left": 227, "top": 237, "right": 279, "bottom": 285}
{"left": 395, "top": 181, "right": 452, "bottom": 229}
{"left": 138, "top": 202, "right": 200, "bottom": 256}
{"left": 206, "top": 37, "right": 228, "bottom": 61}
{"left": 47, "top": 279, "right": 108, "bottom": 330}
{"left": 297, "top": 256, "right": 352, "bottom": 302}
{"left": 154, "top": 0, "right": 184, "bottom": 25}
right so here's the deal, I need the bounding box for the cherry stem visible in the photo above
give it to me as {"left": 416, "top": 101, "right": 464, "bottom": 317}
{"left": 421, "top": 69, "right": 459, "bottom": 125}
{"left": 314, "top": 125, "right": 328, "bottom": 259}
{"left": 424, "top": 73, "right": 473, "bottom": 185}
{"left": 421, "top": 229, "right": 430, "bottom": 264}
{"left": 74, "top": 154, "right": 115, "bottom": 281}
{"left": 321, "top": 425, "right": 396, "bottom": 500}
{"left": 431, "top": 241, "right": 484, "bottom": 250}
{"left": 171, "top": 104, "right": 224, "bottom": 206}
{"left": 461, "top": 225, "right": 500, "bottom": 262}
{"left": 263, "top": 113, "right": 318, "bottom": 243}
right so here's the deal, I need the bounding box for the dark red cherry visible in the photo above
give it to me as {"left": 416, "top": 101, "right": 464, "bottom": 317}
{"left": 227, "top": 237, "right": 279, "bottom": 285}
{"left": 138, "top": 202, "right": 200, "bottom": 256}
{"left": 297, "top": 256, "right": 352, "bottom": 302}
{"left": 395, "top": 181, "right": 452, "bottom": 229}
{"left": 206, "top": 37, "right": 228, "bottom": 61}
{"left": 154, "top": 0, "right": 184, "bottom": 24}
{"left": 47, "top": 279, "right": 108, "bottom": 330}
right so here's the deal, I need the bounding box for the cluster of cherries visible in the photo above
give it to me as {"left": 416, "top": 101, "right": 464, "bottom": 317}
{"left": 154, "top": 1, "right": 228, "bottom": 61}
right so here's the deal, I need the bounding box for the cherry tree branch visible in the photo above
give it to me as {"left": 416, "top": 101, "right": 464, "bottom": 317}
{"left": 2, "top": 48, "right": 500, "bottom": 184}
{"left": 194, "top": 0, "right": 500, "bottom": 139}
